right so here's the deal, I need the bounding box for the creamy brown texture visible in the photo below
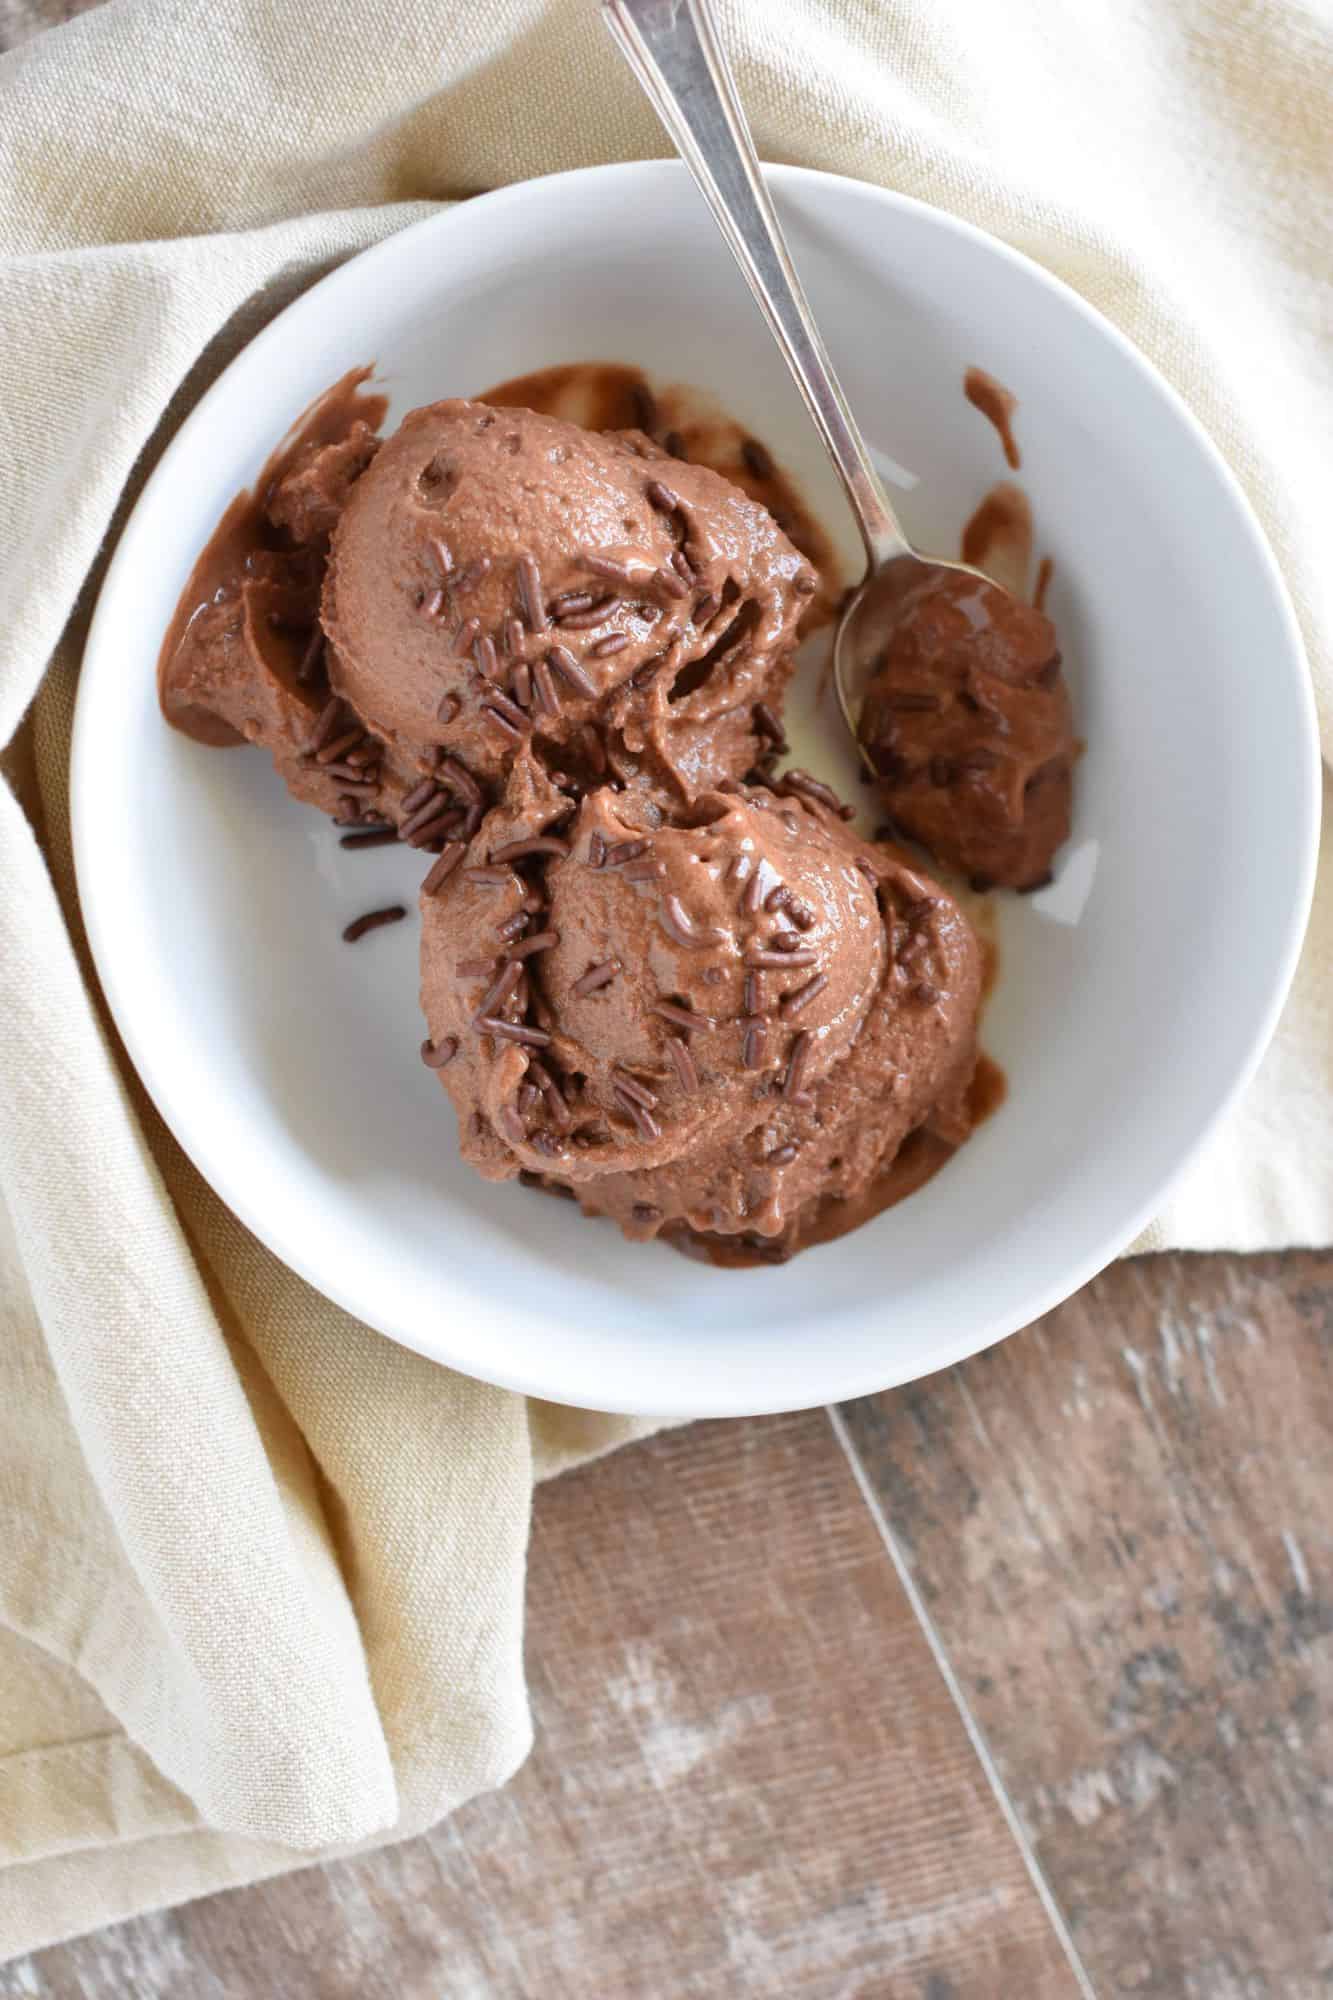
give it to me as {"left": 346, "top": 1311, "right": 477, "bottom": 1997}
{"left": 858, "top": 481, "right": 1076, "bottom": 892}
{"left": 158, "top": 368, "right": 386, "bottom": 767}
{"left": 160, "top": 361, "right": 1000, "bottom": 1264}
{"left": 420, "top": 758, "right": 982, "bottom": 1261}
{"left": 323, "top": 397, "right": 816, "bottom": 802}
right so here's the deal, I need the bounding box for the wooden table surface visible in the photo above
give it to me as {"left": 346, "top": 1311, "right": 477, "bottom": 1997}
{"left": 4, "top": 8, "right": 1330, "bottom": 1994}
{"left": 3, "top": 1248, "right": 1329, "bottom": 1997}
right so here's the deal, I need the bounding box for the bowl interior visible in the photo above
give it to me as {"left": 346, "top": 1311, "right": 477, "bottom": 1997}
{"left": 74, "top": 163, "right": 1316, "bottom": 1415}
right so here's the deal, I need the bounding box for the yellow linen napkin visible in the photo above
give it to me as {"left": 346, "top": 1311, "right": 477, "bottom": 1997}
{"left": 1, "top": 0, "right": 1329, "bottom": 1958}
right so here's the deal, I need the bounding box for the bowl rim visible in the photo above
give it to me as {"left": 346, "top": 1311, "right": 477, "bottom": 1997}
{"left": 72, "top": 158, "right": 1322, "bottom": 1417}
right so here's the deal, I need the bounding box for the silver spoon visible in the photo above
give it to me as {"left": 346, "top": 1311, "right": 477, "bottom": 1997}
{"left": 601, "top": 0, "right": 1024, "bottom": 767}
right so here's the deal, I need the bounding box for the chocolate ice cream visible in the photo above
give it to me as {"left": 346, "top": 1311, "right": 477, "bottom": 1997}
{"left": 858, "top": 566, "right": 1075, "bottom": 890}
{"left": 323, "top": 398, "right": 817, "bottom": 801}
{"left": 417, "top": 755, "right": 981, "bottom": 1260}
{"left": 160, "top": 364, "right": 1003, "bottom": 1264}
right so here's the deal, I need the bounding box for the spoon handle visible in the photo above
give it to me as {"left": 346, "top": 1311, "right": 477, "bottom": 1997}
{"left": 602, "top": 0, "right": 910, "bottom": 571}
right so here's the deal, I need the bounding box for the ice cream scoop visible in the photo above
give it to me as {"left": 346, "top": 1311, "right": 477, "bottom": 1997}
{"left": 418, "top": 755, "right": 887, "bottom": 1186}
{"left": 323, "top": 398, "right": 816, "bottom": 802}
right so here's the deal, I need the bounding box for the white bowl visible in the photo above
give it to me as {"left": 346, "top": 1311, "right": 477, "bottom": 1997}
{"left": 73, "top": 162, "right": 1319, "bottom": 1418}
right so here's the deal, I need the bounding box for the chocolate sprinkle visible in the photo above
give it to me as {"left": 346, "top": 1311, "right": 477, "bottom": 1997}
{"left": 666, "top": 1035, "right": 699, "bottom": 1094}
{"left": 426, "top": 844, "right": 466, "bottom": 900}
{"left": 742, "top": 1021, "right": 767, "bottom": 1070}
{"left": 779, "top": 769, "right": 853, "bottom": 818}
{"left": 440, "top": 756, "right": 482, "bottom": 807}
{"left": 420, "top": 1036, "right": 458, "bottom": 1069}
{"left": 557, "top": 597, "right": 618, "bottom": 630}
{"left": 401, "top": 792, "right": 453, "bottom": 842}
{"left": 660, "top": 895, "right": 725, "bottom": 950}
{"left": 764, "top": 884, "right": 791, "bottom": 914}
{"left": 453, "top": 616, "right": 481, "bottom": 657}
{"left": 476, "top": 1016, "right": 552, "bottom": 1047}
{"left": 586, "top": 830, "right": 607, "bottom": 868}
{"left": 511, "top": 661, "right": 532, "bottom": 709}
{"left": 782, "top": 1030, "right": 812, "bottom": 1099}
{"left": 548, "top": 645, "right": 598, "bottom": 697}
{"left": 581, "top": 553, "right": 640, "bottom": 589}
{"left": 532, "top": 656, "right": 560, "bottom": 715}
{"left": 766, "top": 1142, "right": 799, "bottom": 1165}
{"left": 462, "top": 865, "right": 513, "bottom": 886}
{"left": 518, "top": 555, "right": 547, "bottom": 634}
{"left": 475, "top": 959, "right": 524, "bottom": 1018}
{"left": 401, "top": 776, "right": 441, "bottom": 816}
{"left": 481, "top": 700, "right": 525, "bottom": 738}
{"left": 296, "top": 627, "right": 325, "bottom": 683}
{"left": 743, "top": 971, "right": 762, "bottom": 1016}
{"left": 505, "top": 930, "right": 559, "bottom": 960}
{"left": 418, "top": 588, "right": 445, "bottom": 621}
{"left": 611, "top": 1068, "right": 658, "bottom": 1110}
{"left": 779, "top": 972, "right": 828, "bottom": 1019}
{"left": 645, "top": 478, "right": 679, "bottom": 514}
{"left": 747, "top": 947, "right": 817, "bottom": 970}
{"left": 304, "top": 698, "right": 344, "bottom": 755}
{"left": 552, "top": 590, "right": 597, "bottom": 615}
{"left": 742, "top": 869, "right": 766, "bottom": 916}
{"left": 340, "top": 828, "right": 399, "bottom": 850}
{"left": 315, "top": 727, "right": 365, "bottom": 766}
{"left": 473, "top": 632, "right": 500, "bottom": 682}
{"left": 437, "top": 691, "right": 462, "bottom": 725}
{"left": 342, "top": 904, "right": 406, "bottom": 943}
{"left": 504, "top": 615, "right": 526, "bottom": 658}
{"left": 526, "top": 1057, "right": 571, "bottom": 1129}
{"left": 613, "top": 1087, "right": 661, "bottom": 1142}
{"left": 571, "top": 957, "right": 621, "bottom": 997}
{"left": 654, "top": 567, "right": 689, "bottom": 601}
{"left": 653, "top": 999, "right": 710, "bottom": 1033}
{"left": 589, "top": 632, "right": 630, "bottom": 657}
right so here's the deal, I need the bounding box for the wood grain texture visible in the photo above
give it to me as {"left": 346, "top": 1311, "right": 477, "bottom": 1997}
{"left": 0, "top": 0, "right": 96, "bottom": 50}
{"left": 840, "top": 1251, "right": 1333, "bottom": 1999}
{"left": 5, "top": 1410, "right": 1081, "bottom": 1999}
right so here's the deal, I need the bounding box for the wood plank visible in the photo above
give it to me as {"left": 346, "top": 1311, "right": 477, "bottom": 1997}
{"left": 839, "top": 1249, "right": 1333, "bottom": 1999}
{"left": 7, "top": 1410, "right": 1081, "bottom": 1998}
